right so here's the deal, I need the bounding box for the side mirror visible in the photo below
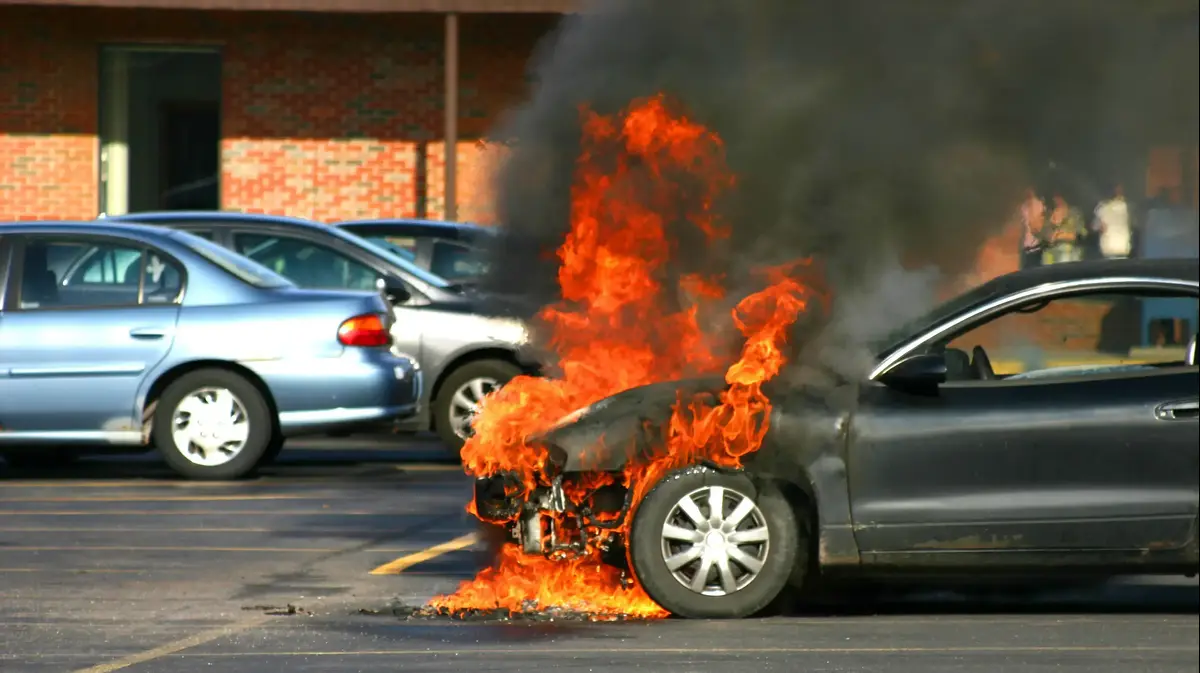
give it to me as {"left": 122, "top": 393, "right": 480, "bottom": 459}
{"left": 877, "top": 353, "right": 947, "bottom": 395}
{"left": 376, "top": 277, "right": 411, "bottom": 305}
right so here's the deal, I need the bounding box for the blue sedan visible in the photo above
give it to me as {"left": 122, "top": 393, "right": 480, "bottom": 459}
{"left": 0, "top": 221, "right": 422, "bottom": 479}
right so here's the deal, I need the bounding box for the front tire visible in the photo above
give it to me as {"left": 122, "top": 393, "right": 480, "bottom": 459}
{"left": 153, "top": 369, "right": 273, "bottom": 480}
{"left": 433, "top": 359, "right": 522, "bottom": 457}
{"left": 629, "top": 467, "right": 799, "bottom": 619}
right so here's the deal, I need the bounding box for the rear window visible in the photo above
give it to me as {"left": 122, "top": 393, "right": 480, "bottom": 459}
{"left": 171, "top": 230, "right": 293, "bottom": 289}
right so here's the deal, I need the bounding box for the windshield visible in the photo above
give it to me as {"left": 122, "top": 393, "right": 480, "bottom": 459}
{"left": 171, "top": 230, "right": 294, "bottom": 289}
{"left": 872, "top": 280, "right": 1007, "bottom": 358}
{"left": 327, "top": 226, "right": 453, "bottom": 289}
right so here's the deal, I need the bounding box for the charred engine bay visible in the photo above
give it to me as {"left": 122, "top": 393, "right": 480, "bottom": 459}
{"left": 472, "top": 377, "right": 736, "bottom": 565}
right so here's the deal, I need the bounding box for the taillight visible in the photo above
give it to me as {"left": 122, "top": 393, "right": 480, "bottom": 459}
{"left": 338, "top": 313, "right": 390, "bottom": 347}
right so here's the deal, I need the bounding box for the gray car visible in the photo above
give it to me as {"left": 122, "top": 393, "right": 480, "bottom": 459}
{"left": 109, "top": 211, "right": 541, "bottom": 456}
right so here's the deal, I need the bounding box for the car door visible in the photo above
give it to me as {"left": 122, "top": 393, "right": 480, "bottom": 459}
{"left": 0, "top": 234, "right": 183, "bottom": 438}
{"left": 848, "top": 285, "right": 1199, "bottom": 556}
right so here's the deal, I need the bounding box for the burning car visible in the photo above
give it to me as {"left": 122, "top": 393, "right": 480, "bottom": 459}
{"left": 469, "top": 258, "right": 1199, "bottom": 619}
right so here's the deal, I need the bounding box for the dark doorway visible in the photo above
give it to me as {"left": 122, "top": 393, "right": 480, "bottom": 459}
{"left": 159, "top": 101, "right": 220, "bottom": 210}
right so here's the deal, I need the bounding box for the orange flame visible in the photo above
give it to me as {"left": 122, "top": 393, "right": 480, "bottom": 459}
{"left": 430, "top": 94, "right": 812, "bottom": 617}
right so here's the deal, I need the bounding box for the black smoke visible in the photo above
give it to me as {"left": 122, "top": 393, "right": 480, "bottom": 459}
{"left": 481, "top": 0, "right": 1198, "bottom": 381}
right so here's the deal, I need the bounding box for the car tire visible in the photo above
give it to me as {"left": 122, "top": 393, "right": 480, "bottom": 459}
{"left": 629, "top": 466, "right": 800, "bottom": 619}
{"left": 256, "top": 434, "right": 286, "bottom": 467}
{"left": 433, "top": 359, "right": 522, "bottom": 456}
{"left": 153, "top": 369, "right": 273, "bottom": 480}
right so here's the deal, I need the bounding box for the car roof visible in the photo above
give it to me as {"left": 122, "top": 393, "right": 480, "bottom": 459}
{"left": 986, "top": 257, "right": 1199, "bottom": 293}
{"left": 0, "top": 219, "right": 185, "bottom": 242}
{"left": 337, "top": 218, "right": 492, "bottom": 240}
{"left": 111, "top": 210, "right": 325, "bottom": 230}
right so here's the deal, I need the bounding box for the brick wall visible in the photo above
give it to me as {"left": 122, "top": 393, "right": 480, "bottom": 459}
{"left": 0, "top": 7, "right": 552, "bottom": 222}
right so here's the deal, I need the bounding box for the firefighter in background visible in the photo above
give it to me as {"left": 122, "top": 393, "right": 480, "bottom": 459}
{"left": 1043, "top": 193, "right": 1085, "bottom": 264}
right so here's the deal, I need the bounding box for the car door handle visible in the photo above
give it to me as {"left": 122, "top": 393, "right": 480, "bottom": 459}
{"left": 1154, "top": 399, "right": 1200, "bottom": 421}
{"left": 129, "top": 328, "right": 167, "bottom": 340}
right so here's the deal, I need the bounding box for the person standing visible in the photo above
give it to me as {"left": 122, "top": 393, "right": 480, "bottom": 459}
{"left": 1092, "top": 183, "right": 1132, "bottom": 259}
{"left": 1018, "top": 188, "right": 1046, "bottom": 269}
{"left": 1044, "top": 193, "right": 1085, "bottom": 264}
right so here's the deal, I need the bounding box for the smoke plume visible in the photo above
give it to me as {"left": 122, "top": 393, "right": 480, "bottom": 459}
{"left": 482, "top": 0, "right": 1198, "bottom": 383}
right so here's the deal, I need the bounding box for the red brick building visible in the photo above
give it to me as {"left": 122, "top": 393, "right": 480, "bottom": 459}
{"left": 0, "top": 0, "right": 573, "bottom": 223}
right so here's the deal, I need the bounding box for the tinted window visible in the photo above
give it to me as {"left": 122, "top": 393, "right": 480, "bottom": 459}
{"left": 431, "top": 240, "right": 489, "bottom": 280}
{"left": 19, "top": 238, "right": 182, "bottom": 309}
{"left": 362, "top": 235, "right": 418, "bottom": 262}
{"left": 941, "top": 290, "right": 1198, "bottom": 380}
{"left": 183, "top": 229, "right": 215, "bottom": 241}
{"left": 233, "top": 233, "right": 379, "bottom": 291}
{"left": 173, "top": 231, "right": 292, "bottom": 289}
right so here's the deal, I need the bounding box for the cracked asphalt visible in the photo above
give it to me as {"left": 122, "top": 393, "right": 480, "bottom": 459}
{"left": 1, "top": 436, "right": 1196, "bottom": 673}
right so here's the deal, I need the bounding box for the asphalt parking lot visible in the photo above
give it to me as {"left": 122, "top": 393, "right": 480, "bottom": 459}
{"left": 1, "top": 436, "right": 1196, "bottom": 673}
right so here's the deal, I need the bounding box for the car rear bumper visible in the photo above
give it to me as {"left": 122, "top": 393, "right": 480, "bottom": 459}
{"left": 245, "top": 350, "right": 423, "bottom": 437}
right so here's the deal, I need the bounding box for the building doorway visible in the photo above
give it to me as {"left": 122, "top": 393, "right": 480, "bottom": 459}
{"left": 98, "top": 47, "right": 221, "bottom": 215}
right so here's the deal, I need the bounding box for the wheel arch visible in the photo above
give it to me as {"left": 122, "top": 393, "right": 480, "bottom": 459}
{"left": 139, "top": 360, "right": 280, "bottom": 442}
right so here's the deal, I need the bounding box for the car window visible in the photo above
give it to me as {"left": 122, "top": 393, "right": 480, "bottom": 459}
{"left": 362, "top": 235, "right": 418, "bottom": 262}
{"left": 233, "top": 232, "right": 379, "bottom": 291}
{"left": 182, "top": 229, "right": 215, "bottom": 241}
{"left": 18, "top": 238, "right": 183, "bottom": 309}
{"left": 939, "top": 290, "right": 1199, "bottom": 380}
{"left": 431, "top": 240, "right": 489, "bottom": 280}
{"left": 170, "top": 230, "right": 292, "bottom": 290}
{"left": 328, "top": 226, "right": 452, "bottom": 289}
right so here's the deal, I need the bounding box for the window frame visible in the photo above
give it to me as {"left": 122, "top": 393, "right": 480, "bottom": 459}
{"left": 871, "top": 276, "right": 1200, "bottom": 381}
{"left": 4, "top": 234, "right": 188, "bottom": 312}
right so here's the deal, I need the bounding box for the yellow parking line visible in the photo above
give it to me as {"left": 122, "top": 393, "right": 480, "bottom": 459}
{"left": 393, "top": 464, "right": 465, "bottom": 472}
{"left": 0, "top": 568, "right": 145, "bottom": 574}
{"left": 1, "top": 545, "right": 432, "bottom": 553}
{"left": 0, "top": 509, "right": 385, "bottom": 515}
{"left": 0, "top": 494, "right": 320, "bottom": 502}
{"left": 166, "top": 645, "right": 1197, "bottom": 657}
{"left": 369, "top": 533, "right": 480, "bottom": 575}
{"left": 70, "top": 615, "right": 271, "bottom": 673}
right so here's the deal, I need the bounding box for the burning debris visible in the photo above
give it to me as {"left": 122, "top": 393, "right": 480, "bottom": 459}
{"left": 426, "top": 0, "right": 1198, "bottom": 618}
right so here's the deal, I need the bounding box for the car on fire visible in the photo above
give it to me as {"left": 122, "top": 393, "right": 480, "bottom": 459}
{"left": 0, "top": 221, "right": 421, "bottom": 479}
{"left": 473, "top": 257, "right": 1199, "bottom": 619}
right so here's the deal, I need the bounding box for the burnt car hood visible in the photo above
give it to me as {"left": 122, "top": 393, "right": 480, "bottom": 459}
{"left": 534, "top": 375, "right": 728, "bottom": 473}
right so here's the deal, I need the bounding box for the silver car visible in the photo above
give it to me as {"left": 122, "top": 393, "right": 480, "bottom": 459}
{"left": 109, "top": 211, "right": 541, "bottom": 457}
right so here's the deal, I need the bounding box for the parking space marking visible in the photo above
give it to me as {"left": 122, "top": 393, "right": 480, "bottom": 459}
{"left": 69, "top": 615, "right": 271, "bottom": 673}
{"left": 0, "top": 494, "right": 326, "bottom": 503}
{"left": 1, "top": 545, "right": 442, "bottom": 553}
{"left": 369, "top": 532, "right": 480, "bottom": 575}
{"left": 165, "top": 645, "right": 1198, "bottom": 657}
{"left": 0, "top": 567, "right": 145, "bottom": 574}
{"left": 0, "top": 509, "right": 393, "bottom": 515}
{"left": 392, "top": 464, "right": 465, "bottom": 472}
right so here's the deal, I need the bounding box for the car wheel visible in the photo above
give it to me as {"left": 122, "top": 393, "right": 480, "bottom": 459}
{"left": 255, "top": 434, "right": 286, "bottom": 467}
{"left": 153, "top": 369, "right": 272, "bottom": 480}
{"left": 433, "top": 359, "right": 522, "bottom": 455}
{"left": 629, "top": 467, "right": 799, "bottom": 619}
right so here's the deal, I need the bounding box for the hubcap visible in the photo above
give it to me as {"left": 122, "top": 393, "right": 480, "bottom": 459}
{"left": 660, "top": 485, "right": 770, "bottom": 597}
{"left": 170, "top": 387, "right": 251, "bottom": 467}
{"left": 447, "top": 376, "right": 500, "bottom": 440}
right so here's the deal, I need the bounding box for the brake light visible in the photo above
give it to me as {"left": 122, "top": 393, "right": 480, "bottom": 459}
{"left": 338, "top": 313, "right": 390, "bottom": 347}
